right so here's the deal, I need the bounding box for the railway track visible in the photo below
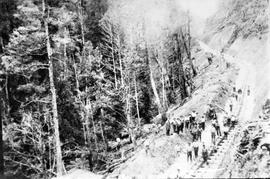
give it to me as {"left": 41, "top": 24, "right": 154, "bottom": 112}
{"left": 183, "top": 86, "right": 246, "bottom": 178}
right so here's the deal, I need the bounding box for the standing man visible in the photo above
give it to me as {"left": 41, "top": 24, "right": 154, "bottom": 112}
{"left": 187, "top": 143, "right": 193, "bottom": 162}
{"left": 171, "top": 118, "right": 177, "bottom": 134}
{"left": 190, "top": 110, "right": 197, "bottom": 128}
{"left": 229, "top": 98, "right": 233, "bottom": 113}
{"left": 185, "top": 115, "right": 190, "bottom": 130}
{"left": 191, "top": 125, "right": 197, "bottom": 142}
{"left": 247, "top": 86, "right": 250, "bottom": 96}
{"left": 179, "top": 116, "right": 184, "bottom": 133}
{"left": 200, "top": 115, "right": 206, "bottom": 130}
{"left": 223, "top": 125, "right": 229, "bottom": 139}
{"left": 165, "top": 120, "right": 170, "bottom": 136}
{"left": 208, "top": 104, "right": 216, "bottom": 120}
{"left": 161, "top": 112, "right": 168, "bottom": 125}
{"left": 145, "top": 139, "right": 150, "bottom": 156}
{"left": 196, "top": 126, "right": 202, "bottom": 141}
{"left": 215, "top": 120, "right": 221, "bottom": 136}
{"left": 231, "top": 115, "right": 237, "bottom": 129}
{"left": 202, "top": 144, "right": 209, "bottom": 165}
{"left": 211, "top": 125, "right": 216, "bottom": 145}
{"left": 193, "top": 140, "right": 200, "bottom": 159}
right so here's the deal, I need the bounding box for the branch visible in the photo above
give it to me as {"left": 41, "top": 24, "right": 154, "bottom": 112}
{"left": 6, "top": 158, "right": 43, "bottom": 173}
{"left": 21, "top": 99, "right": 50, "bottom": 108}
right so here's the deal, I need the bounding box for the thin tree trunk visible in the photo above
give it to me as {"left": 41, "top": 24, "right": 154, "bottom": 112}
{"left": 63, "top": 28, "right": 69, "bottom": 81}
{"left": 161, "top": 72, "right": 167, "bottom": 109}
{"left": 118, "top": 35, "right": 124, "bottom": 87}
{"left": 146, "top": 45, "right": 162, "bottom": 113}
{"left": 43, "top": 0, "right": 63, "bottom": 176}
{"left": 89, "top": 105, "right": 98, "bottom": 151}
{"left": 72, "top": 55, "right": 80, "bottom": 98}
{"left": 0, "top": 36, "right": 3, "bottom": 53}
{"left": 134, "top": 72, "right": 140, "bottom": 127}
{"left": 99, "top": 111, "right": 108, "bottom": 152}
{"left": 0, "top": 90, "right": 4, "bottom": 177}
{"left": 126, "top": 81, "right": 136, "bottom": 148}
{"left": 4, "top": 75, "right": 10, "bottom": 116}
{"left": 79, "top": 0, "right": 85, "bottom": 60}
{"left": 150, "top": 69, "right": 163, "bottom": 113}
{"left": 110, "top": 25, "right": 117, "bottom": 89}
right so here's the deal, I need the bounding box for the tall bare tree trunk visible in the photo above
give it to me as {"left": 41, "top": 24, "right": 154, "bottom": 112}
{"left": 0, "top": 90, "right": 4, "bottom": 177}
{"left": 88, "top": 104, "right": 98, "bottom": 151}
{"left": 43, "top": 0, "right": 63, "bottom": 176}
{"left": 134, "top": 72, "right": 140, "bottom": 127}
{"left": 72, "top": 55, "right": 80, "bottom": 98}
{"left": 146, "top": 45, "right": 162, "bottom": 113}
{"left": 99, "top": 110, "right": 108, "bottom": 152}
{"left": 110, "top": 25, "right": 117, "bottom": 89}
{"left": 79, "top": 0, "right": 85, "bottom": 60}
{"left": 63, "top": 28, "right": 69, "bottom": 81}
{"left": 0, "top": 36, "right": 3, "bottom": 53}
{"left": 161, "top": 72, "right": 167, "bottom": 109}
{"left": 4, "top": 75, "right": 10, "bottom": 116}
{"left": 118, "top": 35, "right": 124, "bottom": 87}
{"left": 126, "top": 82, "right": 136, "bottom": 148}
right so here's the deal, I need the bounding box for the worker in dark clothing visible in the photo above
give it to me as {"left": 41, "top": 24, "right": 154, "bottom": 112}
{"left": 185, "top": 115, "right": 190, "bottom": 130}
{"left": 208, "top": 56, "right": 213, "bottom": 65}
{"left": 202, "top": 145, "right": 209, "bottom": 165}
{"left": 165, "top": 120, "right": 170, "bottom": 136}
{"left": 171, "top": 119, "right": 177, "bottom": 133}
{"left": 215, "top": 120, "right": 221, "bottom": 136}
{"left": 191, "top": 126, "right": 197, "bottom": 142}
{"left": 192, "top": 140, "right": 200, "bottom": 159}
{"left": 231, "top": 115, "right": 237, "bottom": 128}
{"left": 179, "top": 116, "right": 184, "bottom": 133}
{"left": 200, "top": 115, "right": 206, "bottom": 130}
{"left": 223, "top": 125, "right": 229, "bottom": 139}
{"left": 175, "top": 119, "right": 180, "bottom": 134}
{"left": 235, "top": 94, "right": 238, "bottom": 101}
{"left": 189, "top": 113, "right": 194, "bottom": 129}
{"left": 229, "top": 99, "right": 233, "bottom": 112}
{"left": 116, "top": 137, "right": 121, "bottom": 150}
{"left": 211, "top": 125, "right": 216, "bottom": 145}
{"left": 187, "top": 143, "right": 193, "bottom": 162}
{"left": 161, "top": 112, "right": 168, "bottom": 125}
{"left": 226, "top": 116, "right": 231, "bottom": 126}
{"left": 88, "top": 151, "right": 93, "bottom": 171}
{"left": 196, "top": 126, "right": 202, "bottom": 141}
{"left": 208, "top": 105, "right": 217, "bottom": 120}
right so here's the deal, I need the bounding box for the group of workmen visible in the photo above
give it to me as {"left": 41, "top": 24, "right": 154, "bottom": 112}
{"left": 165, "top": 110, "right": 206, "bottom": 141}
{"left": 165, "top": 102, "right": 238, "bottom": 164}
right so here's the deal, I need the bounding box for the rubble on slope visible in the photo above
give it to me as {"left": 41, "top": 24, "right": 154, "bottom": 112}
{"left": 220, "top": 99, "right": 270, "bottom": 178}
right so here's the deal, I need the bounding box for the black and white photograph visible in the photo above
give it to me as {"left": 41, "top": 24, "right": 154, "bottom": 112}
{"left": 0, "top": 0, "right": 269, "bottom": 178}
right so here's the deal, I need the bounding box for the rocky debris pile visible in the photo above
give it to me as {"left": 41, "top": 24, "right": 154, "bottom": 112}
{"left": 225, "top": 99, "right": 270, "bottom": 178}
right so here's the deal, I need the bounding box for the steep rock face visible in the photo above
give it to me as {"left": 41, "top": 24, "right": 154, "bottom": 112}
{"left": 203, "top": 0, "right": 268, "bottom": 51}
{"left": 203, "top": 0, "right": 270, "bottom": 177}
{"left": 204, "top": 0, "right": 269, "bottom": 116}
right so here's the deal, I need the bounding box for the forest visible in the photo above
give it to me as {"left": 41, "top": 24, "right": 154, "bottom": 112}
{"left": 0, "top": 0, "right": 198, "bottom": 178}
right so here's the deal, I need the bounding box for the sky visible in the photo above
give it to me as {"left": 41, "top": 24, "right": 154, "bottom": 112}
{"left": 176, "top": 0, "right": 221, "bottom": 36}
{"left": 177, "top": 0, "right": 220, "bottom": 19}
{"left": 108, "top": 0, "right": 221, "bottom": 42}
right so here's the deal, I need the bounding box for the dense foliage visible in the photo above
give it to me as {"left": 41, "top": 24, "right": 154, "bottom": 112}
{"left": 0, "top": 0, "right": 196, "bottom": 178}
